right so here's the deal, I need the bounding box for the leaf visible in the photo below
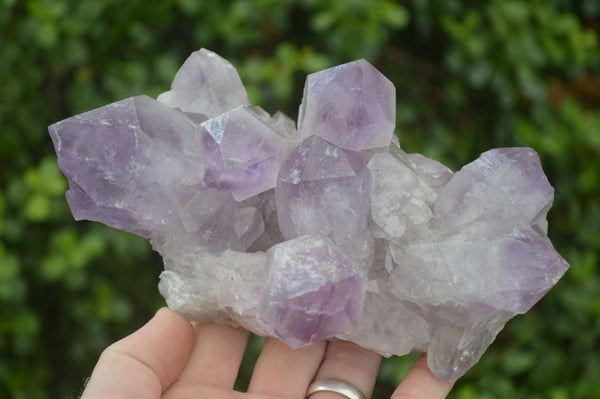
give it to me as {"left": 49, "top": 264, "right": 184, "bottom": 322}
{"left": 24, "top": 194, "right": 50, "bottom": 222}
{"left": 382, "top": 3, "right": 410, "bottom": 29}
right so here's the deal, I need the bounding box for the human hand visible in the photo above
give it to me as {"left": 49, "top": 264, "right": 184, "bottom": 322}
{"left": 81, "top": 308, "right": 453, "bottom": 398}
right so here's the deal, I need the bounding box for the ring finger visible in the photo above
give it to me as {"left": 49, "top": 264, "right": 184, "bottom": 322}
{"left": 309, "top": 340, "right": 381, "bottom": 399}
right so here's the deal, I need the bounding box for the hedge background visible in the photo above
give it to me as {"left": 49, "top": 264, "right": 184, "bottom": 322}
{"left": 1, "top": 1, "right": 599, "bottom": 398}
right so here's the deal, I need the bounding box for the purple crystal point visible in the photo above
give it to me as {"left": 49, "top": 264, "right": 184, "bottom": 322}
{"left": 157, "top": 48, "right": 250, "bottom": 119}
{"left": 260, "top": 235, "right": 367, "bottom": 347}
{"left": 390, "top": 222, "right": 568, "bottom": 318}
{"left": 433, "top": 147, "right": 554, "bottom": 230}
{"left": 388, "top": 221, "right": 568, "bottom": 380}
{"left": 199, "top": 106, "right": 288, "bottom": 201}
{"left": 298, "top": 59, "right": 395, "bottom": 151}
{"left": 49, "top": 95, "right": 203, "bottom": 237}
{"left": 275, "top": 136, "right": 373, "bottom": 264}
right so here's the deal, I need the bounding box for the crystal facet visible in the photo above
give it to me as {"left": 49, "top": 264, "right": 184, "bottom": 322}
{"left": 49, "top": 49, "right": 569, "bottom": 381}
{"left": 49, "top": 95, "right": 203, "bottom": 238}
{"left": 298, "top": 59, "right": 396, "bottom": 151}
{"left": 433, "top": 148, "right": 554, "bottom": 231}
{"left": 199, "top": 106, "right": 288, "bottom": 201}
{"left": 275, "top": 136, "right": 373, "bottom": 265}
{"left": 157, "top": 48, "right": 250, "bottom": 119}
{"left": 260, "top": 235, "right": 367, "bottom": 347}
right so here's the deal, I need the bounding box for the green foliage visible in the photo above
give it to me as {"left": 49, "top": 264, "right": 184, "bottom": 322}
{"left": 1, "top": 0, "right": 599, "bottom": 397}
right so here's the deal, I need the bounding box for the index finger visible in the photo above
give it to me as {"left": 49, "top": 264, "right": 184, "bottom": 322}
{"left": 81, "top": 307, "right": 195, "bottom": 399}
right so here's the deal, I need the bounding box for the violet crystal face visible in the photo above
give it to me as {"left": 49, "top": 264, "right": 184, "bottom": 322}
{"left": 48, "top": 48, "right": 569, "bottom": 381}
{"left": 261, "top": 235, "right": 367, "bottom": 347}
{"left": 298, "top": 59, "right": 396, "bottom": 151}
{"left": 199, "top": 106, "right": 288, "bottom": 201}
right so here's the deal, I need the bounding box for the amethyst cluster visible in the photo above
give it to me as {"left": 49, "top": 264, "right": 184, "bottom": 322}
{"left": 49, "top": 49, "right": 569, "bottom": 380}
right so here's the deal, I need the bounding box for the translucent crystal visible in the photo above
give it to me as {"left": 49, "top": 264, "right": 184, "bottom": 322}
{"left": 49, "top": 50, "right": 569, "bottom": 381}
{"left": 298, "top": 59, "right": 395, "bottom": 151}
{"left": 260, "top": 235, "right": 367, "bottom": 347}
{"left": 159, "top": 250, "right": 269, "bottom": 332}
{"left": 386, "top": 221, "right": 568, "bottom": 380}
{"left": 157, "top": 48, "right": 250, "bottom": 119}
{"left": 199, "top": 106, "right": 288, "bottom": 201}
{"left": 339, "top": 280, "right": 431, "bottom": 357}
{"left": 368, "top": 151, "right": 441, "bottom": 242}
{"left": 433, "top": 148, "right": 554, "bottom": 231}
{"left": 275, "top": 136, "right": 373, "bottom": 265}
{"left": 48, "top": 95, "right": 204, "bottom": 237}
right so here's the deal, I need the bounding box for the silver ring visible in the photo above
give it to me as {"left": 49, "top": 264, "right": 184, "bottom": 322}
{"left": 306, "top": 378, "right": 367, "bottom": 399}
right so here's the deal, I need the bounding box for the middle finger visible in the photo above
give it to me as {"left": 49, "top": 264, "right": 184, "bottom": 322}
{"left": 247, "top": 337, "right": 326, "bottom": 397}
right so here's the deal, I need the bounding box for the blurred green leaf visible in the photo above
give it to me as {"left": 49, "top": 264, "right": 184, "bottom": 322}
{"left": 501, "top": 349, "right": 536, "bottom": 375}
{"left": 24, "top": 194, "right": 51, "bottom": 222}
